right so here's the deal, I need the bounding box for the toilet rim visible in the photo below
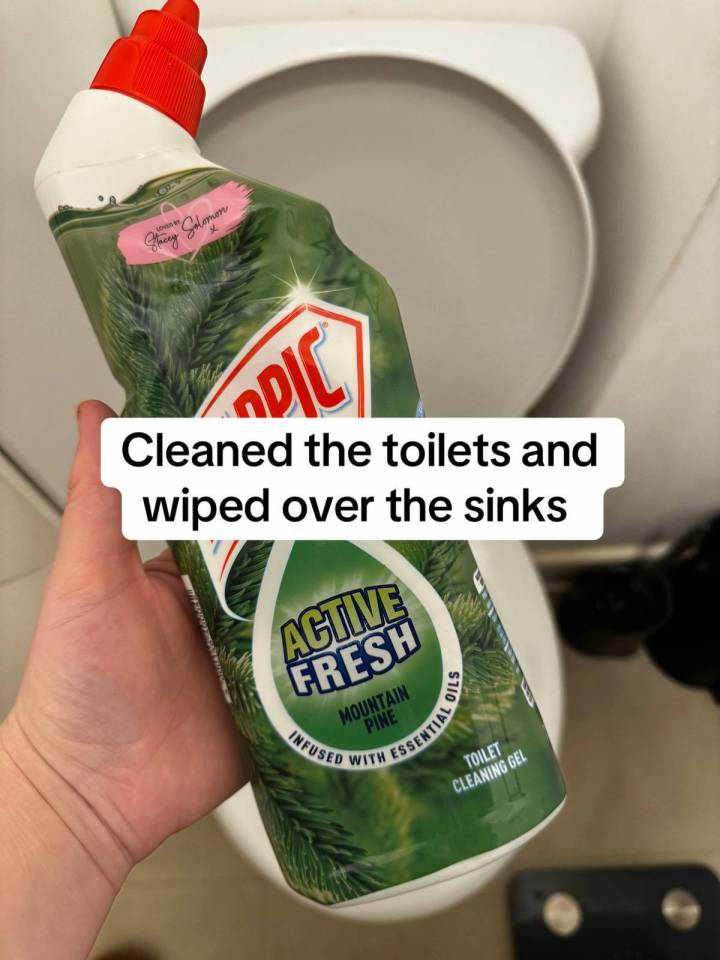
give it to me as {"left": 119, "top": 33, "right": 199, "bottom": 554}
{"left": 201, "top": 21, "right": 601, "bottom": 163}
{"left": 200, "top": 19, "right": 598, "bottom": 414}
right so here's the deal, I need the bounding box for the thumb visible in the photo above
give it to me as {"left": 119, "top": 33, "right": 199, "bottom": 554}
{"left": 55, "top": 400, "right": 142, "bottom": 577}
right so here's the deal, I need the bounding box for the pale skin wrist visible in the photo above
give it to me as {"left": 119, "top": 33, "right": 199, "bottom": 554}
{"left": 0, "top": 711, "right": 133, "bottom": 960}
{"left": 0, "top": 401, "right": 246, "bottom": 957}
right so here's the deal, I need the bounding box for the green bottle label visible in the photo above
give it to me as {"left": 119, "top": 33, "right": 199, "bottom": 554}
{"left": 254, "top": 541, "right": 462, "bottom": 766}
{"left": 49, "top": 166, "right": 566, "bottom": 906}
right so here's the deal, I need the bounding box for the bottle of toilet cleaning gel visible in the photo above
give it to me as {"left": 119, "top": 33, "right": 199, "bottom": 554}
{"left": 35, "top": 0, "right": 565, "bottom": 907}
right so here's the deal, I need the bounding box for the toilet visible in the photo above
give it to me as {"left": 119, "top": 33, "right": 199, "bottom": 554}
{"left": 187, "top": 16, "right": 599, "bottom": 920}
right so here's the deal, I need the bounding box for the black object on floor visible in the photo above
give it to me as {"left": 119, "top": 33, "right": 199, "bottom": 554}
{"left": 555, "top": 516, "right": 720, "bottom": 700}
{"left": 509, "top": 864, "right": 720, "bottom": 959}
{"left": 557, "top": 566, "right": 673, "bottom": 656}
{"left": 646, "top": 520, "right": 720, "bottom": 700}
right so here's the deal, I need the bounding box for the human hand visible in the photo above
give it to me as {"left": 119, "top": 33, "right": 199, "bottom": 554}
{"left": 0, "top": 401, "right": 246, "bottom": 958}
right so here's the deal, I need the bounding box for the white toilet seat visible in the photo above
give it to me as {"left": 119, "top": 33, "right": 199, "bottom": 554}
{"left": 198, "top": 22, "right": 598, "bottom": 417}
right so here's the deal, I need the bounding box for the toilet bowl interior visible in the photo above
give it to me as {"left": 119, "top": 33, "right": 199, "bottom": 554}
{"left": 200, "top": 56, "right": 592, "bottom": 416}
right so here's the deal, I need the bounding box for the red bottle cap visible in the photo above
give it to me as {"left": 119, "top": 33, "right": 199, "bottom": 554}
{"left": 90, "top": 0, "right": 207, "bottom": 137}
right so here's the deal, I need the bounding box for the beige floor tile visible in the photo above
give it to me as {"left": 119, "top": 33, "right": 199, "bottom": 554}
{"left": 514, "top": 646, "right": 720, "bottom": 872}
{"left": 92, "top": 857, "right": 511, "bottom": 960}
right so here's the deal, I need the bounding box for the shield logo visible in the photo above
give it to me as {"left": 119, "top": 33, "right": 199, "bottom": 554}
{"left": 198, "top": 298, "right": 371, "bottom": 419}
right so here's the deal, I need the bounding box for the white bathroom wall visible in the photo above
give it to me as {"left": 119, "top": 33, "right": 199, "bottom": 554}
{"left": 537, "top": 0, "right": 720, "bottom": 543}
{"left": 0, "top": 0, "right": 124, "bottom": 507}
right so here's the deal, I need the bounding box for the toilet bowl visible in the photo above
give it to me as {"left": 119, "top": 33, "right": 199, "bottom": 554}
{"left": 196, "top": 18, "right": 598, "bottom": 920}
{"left": 198, "top": 20, "right": 598, "bottom": 418}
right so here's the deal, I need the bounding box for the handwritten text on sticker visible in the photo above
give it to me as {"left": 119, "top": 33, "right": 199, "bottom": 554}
{"left": 117, "top": 181, "right": 251, "bottom": 264}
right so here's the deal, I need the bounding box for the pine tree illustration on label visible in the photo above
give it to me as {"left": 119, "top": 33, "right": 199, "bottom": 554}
{"left": 46, "top": 165, "right": 566, "bottom": 906}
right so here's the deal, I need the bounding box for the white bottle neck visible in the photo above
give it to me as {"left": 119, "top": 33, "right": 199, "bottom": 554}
{"left": 35, "top": 89, "right": 214, "bottom": 218}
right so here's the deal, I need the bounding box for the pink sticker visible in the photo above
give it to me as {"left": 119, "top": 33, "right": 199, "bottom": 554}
{"left": 117, "top": 181, "right": 252, "bottom": 264}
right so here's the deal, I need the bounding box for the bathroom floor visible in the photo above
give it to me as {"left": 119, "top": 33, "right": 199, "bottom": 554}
{"left": 1, "top": 469, "right": 718, "bottom": 960}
